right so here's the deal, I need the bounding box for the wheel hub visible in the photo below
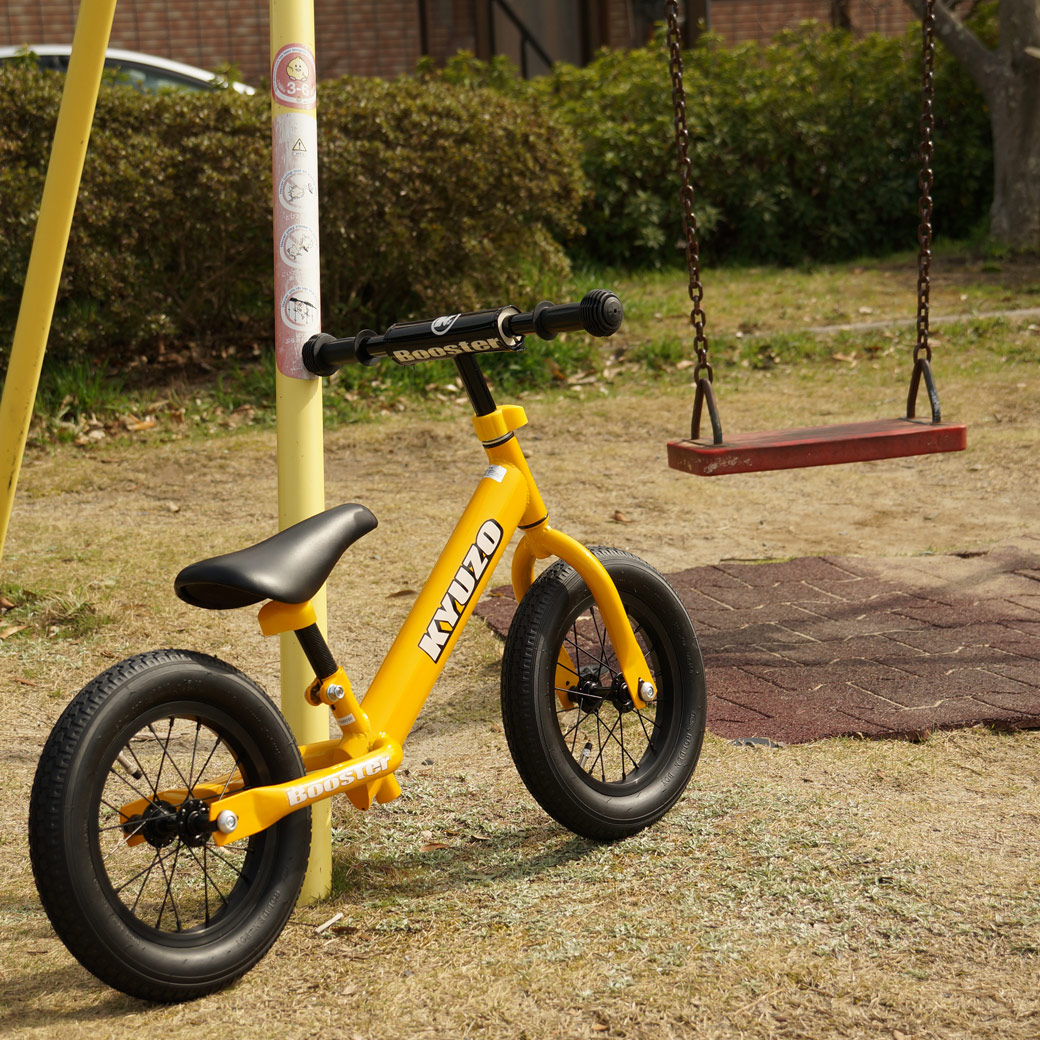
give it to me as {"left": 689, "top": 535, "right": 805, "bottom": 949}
{"left": 177, "top": 797, "right": 215, "bottom": 848}
{"left": 137, "top": 799, "right": 180, "bottom": 848}
{"left": 125, "top": 797, "right": 215, "bottom": 849}
{"left": 572, "top": 666, "right": 636, "bottom": 714}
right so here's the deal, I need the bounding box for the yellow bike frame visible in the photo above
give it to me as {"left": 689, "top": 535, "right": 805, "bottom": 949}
{"left": 120, "top": 402, "right": 657, "bottom": 846}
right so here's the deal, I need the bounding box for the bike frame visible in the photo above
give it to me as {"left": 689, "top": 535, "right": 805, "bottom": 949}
{"left": 119, "top": 400, "right": 657, "bottom": 847}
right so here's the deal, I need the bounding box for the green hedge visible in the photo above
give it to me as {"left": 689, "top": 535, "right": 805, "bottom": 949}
{"left": 0, "top": 23, "right": 993, "bottom": 370}
{"left": 0, "top": 63, "right": 583, "bottom": 367}
{"left": 317, "top": 77, "right": 582, "bottom": 334}
{"left": 436, "top": 23, "right": 993, "bottom": 266}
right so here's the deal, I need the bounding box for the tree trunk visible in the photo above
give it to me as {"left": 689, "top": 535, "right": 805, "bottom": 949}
{"left": 988, "top": 64, "right": 1040, "bottom": 247}
{"left": 907, "top": 0, "right": 1040, "bottom": 250}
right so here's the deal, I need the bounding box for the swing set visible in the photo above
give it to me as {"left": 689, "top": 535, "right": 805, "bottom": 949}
{"left": 662, "top": 0, "right": 967, "bottom": 476}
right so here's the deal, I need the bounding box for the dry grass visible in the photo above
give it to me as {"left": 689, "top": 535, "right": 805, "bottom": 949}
{"left": 3, "top": 723, "right": 1038, "bottom": 1038}
{"left": 1, "top": 260, "right": 1038, "bottom": 1038}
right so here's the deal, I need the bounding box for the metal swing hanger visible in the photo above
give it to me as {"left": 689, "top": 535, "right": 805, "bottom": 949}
{"left": 664, "top": 0, "right": 966, "bottom": 477}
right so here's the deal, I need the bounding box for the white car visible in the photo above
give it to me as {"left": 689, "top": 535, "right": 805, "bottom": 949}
{"left": 0, "top": 44, "right": 255, "bottom": 94}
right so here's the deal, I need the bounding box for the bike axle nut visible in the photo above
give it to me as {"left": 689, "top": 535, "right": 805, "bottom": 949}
{"left": 326, "top": 684, "right": 345, "bottom": 702}
{"left": 216, "top": 810, "right": 239, "bottom": 835}
{"left": 638, "top": 680, "right": 657, "bottom": 703}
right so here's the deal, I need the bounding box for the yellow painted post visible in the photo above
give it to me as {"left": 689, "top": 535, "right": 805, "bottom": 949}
{"left": 0, "top": 0, "right": 117, "bottom": 563}
{"left": 269, "top": 0, "right": 330, "bottom": 901}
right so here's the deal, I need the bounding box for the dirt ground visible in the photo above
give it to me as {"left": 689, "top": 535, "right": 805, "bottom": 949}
{"left": 2, "top": 359, "right": 1036, "bottom": 761}
{"left": 1, "top": 348, "right": 1038, "bottom": 1037}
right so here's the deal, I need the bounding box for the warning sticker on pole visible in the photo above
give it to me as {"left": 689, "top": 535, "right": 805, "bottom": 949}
{"left": 272, "top": 44, "right": 316, "bottom": 109}
{"left": 273, "top": 112, "right": 320, "bottom": 378}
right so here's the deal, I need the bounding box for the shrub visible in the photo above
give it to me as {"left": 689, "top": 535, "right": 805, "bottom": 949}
{"left": 0, "top": 65, "right": 584, "bottom": 369}
{"left": 436, "top": 23, "right": 992, "bottom": 267}
{"left": 317, "top": 75, "right": 583, "bottom": 332}
{"left": 0, "top": 69, "right": 275, "bottom": 367}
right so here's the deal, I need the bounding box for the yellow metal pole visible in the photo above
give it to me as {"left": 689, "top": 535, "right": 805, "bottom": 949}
{"left": 269, "top": 0, "right": 330, "bottom": 901}
{"left": 0, "top": 0, "right": 117, "bottom": 563}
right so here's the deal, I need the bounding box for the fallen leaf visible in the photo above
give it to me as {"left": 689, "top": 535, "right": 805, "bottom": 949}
{"left": 0, "top": 624, "right": 27, "bottom": 639}
{"left": 0, "top": 595, "right": 15, "bottom": 610}
{"left": 421, "top": 841, "right": 450, "bottom": 852}
{"left": 612, "top": 510, "right": 633, "bottom": 523}
{"left": 388, "top": 589, "right": 417, "bottom": 598}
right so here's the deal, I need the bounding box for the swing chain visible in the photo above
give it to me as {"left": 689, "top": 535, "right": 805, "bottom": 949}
{"left": 915, "top": 0, "right": 936, "bottom": 363}
{"left": 666, "top": 0, "right": 711, "bottom": 384}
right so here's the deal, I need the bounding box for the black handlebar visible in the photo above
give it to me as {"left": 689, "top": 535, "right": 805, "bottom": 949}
{"left": 303, "top": 289, "right": 623, "bottom": 376}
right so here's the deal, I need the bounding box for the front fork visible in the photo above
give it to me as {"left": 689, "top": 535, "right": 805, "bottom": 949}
{"left": 477, "top": 404, "right": 655, "bottom": 713}
{"left": 510, "top": 525, "right": 656, "bottom": 712}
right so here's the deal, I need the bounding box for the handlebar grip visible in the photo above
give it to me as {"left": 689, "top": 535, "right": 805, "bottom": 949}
{"left": 506, "top": 289, "right": 623, "bottom": 341}
{"left": 303, "top": 330, "right": 379, "bottom": 374}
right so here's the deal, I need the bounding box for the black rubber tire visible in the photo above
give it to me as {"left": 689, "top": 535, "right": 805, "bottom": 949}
{"left": 501, "top": 548, "right": 706, "bottom": 840}
{"left": 28, "top": 649, "right": 310, "bottom": 1002}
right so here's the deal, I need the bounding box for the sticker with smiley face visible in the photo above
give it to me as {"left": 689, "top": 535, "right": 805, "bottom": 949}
{"left": 272, "top": 44, "right": 316, "bottom": 108}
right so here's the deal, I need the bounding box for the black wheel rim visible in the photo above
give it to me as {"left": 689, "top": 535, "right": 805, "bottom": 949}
{"left": 552, "top": 594, "right": 674, "bottom": 792}
{"left": 88, "top": 705, "right": 275, "bottom": 941}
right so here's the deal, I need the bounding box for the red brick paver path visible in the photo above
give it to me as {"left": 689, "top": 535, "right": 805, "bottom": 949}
{"left": 477, "top": 538, "right": 1040, "bottom": 744}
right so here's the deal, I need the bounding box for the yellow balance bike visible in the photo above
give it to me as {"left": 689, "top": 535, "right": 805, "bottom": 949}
{"left": 28, "top": 290, "right": 706, "bottom": 1001}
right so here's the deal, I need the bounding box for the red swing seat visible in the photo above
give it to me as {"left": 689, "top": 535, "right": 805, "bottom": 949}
{"left": 667, "top": 416, "right": 967, "bottom": 476}
{"left": 665, "top": 358, "right": 966, "bottom": 476}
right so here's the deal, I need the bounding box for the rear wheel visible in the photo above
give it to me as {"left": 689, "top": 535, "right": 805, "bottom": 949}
{"left": 501, "top": 548, "right": 706, "bottom": 840}
{"left": 29, "top": 649, "right": 310, "bottom": 1002}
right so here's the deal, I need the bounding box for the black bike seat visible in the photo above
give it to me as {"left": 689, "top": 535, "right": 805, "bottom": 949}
{"left": 175, "top": 503, "right": 378, "bottom": 610}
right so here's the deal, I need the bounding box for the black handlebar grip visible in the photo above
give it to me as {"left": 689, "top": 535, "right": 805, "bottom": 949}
{"left": 303, "top": 330, "right": 379, "bottom": 374}
{"left": 579, "top": 289, "right": 624, "bottom": 337}
{"left": 302, "top": 333, "right": 338, "bottom": 377}
{"left": 515, "top": 289, "right": 624, "bottom": 340}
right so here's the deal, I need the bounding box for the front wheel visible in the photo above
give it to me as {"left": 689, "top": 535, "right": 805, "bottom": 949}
{"left": 501, "top": 547, "right": 706, "bottom": 841}
{"left": 28, "top": 649, "right": 310, "bottom": 1002}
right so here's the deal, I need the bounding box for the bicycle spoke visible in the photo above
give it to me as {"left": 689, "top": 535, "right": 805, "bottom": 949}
{"left": 112, "top": 841, "right": 175, "bottom": 900}
{"left": 184, "top": 843, "right": 232, "bottom": 924}
{"left": 634, "top": 706, "right": 657, "bottom": 749}
{"left": 550, "top": 598, "right": 662, "bottom": 785}
{"left": 127, "top": 854, "right": 161, "bottom": 917}
{"left": 148, "top": 718, "right": 194, "bottom": 794}
{"left": 97, "top": 806, "right": 148, "bottom": 840}
{"left": 188, "top": 729, "right": 229, "bottom": 797}
{"left": 154, "top": 842, "right": 186, "bottom": 931}
{"left": 201, "top": 841, "right": 247, "bottom": 879}
{"left": 105, "top": 761, "right": 155, "bottom": 805}
{"left": 607, "top": 713, "right": 643, "bottom": 776}
{"left": 187, "top": 719, "right": 203, "bottom": 794}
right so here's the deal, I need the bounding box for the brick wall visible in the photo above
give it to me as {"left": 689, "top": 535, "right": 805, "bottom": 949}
{"left": 0, "top": 0, "right": 916, "bottom": 86}
{"left": 709, "top": 0, "right": 914, "bottom": 43}
{"left": 0, "top": 0, "right": 430, "bottom": 85}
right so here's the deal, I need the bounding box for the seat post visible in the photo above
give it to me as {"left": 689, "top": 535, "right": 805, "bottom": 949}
{"left": 295, "top": 623, "right": 338, "bottom": 681}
